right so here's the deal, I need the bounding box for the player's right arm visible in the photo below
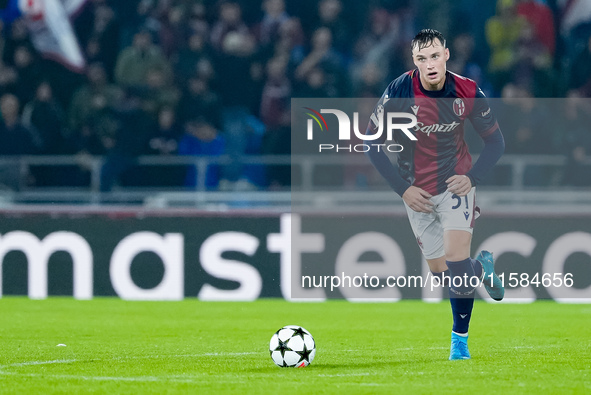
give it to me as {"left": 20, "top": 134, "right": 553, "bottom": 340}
{"left": 364, "top": 91, "right": 411, "bottom": 197}
{"left": 365, "top": 81, "right": 434, "bottom": 213}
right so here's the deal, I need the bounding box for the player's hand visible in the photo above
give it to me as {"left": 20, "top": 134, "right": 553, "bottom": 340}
{"left": 446, "top": 175, "right": 472, "bottom": 196}
{"left": 402, "top": 186, "right": 434, "bottom": 213}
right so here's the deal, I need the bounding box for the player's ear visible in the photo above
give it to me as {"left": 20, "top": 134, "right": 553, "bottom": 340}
{"left": 445, "top": 48, "right": 450, "bottom": 61}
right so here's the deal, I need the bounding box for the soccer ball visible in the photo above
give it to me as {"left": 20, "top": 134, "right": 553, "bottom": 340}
{"left": 269, "top": 325, "right": 316, "bottom": 368}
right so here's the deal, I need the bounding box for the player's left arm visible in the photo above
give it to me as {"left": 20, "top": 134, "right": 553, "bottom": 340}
{"left": 465, "top": 88, "right": 505, "bottom": 188}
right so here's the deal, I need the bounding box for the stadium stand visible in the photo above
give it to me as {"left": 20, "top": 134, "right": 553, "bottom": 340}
{"left": 0, "top": 0, "right": 590, "bottom": 208}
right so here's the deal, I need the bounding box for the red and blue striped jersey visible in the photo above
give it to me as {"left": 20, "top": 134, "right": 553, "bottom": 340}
{"left": 367, "top": 69, "right": 503, "bottom": 196}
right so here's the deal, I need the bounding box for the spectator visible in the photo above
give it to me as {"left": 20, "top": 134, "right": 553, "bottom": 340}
{"left": 353, "top": 63, "right": 386, "bottom": 97}
{"left": 315, "top": 0, "right": 351, "bottom": 56}
{"left": 186, "top": 2, "right": 209, "bottom": 38}
{"left": 12, "top": 45, "right": 41, "bottom": 104}
{"left": 21, "top": 81, "right": 66, "bottom": 154}
{"left": 350, "top": 8, "right": 402, "bottom": 95}
{"left": 69, "top": 62, "right": 123, "bottom": 132}
{"left": 275, "top": 17, "right": 306, "bottom": 68}
{"left": 2, "top": 18, "right": 30, "bottom": 66}
{"left": 0, "top": 60, "right": 18, "bottom": 98}
{"left": 178, "top": 76, "right": 221, "bottom": 128}
{"left": 294, "top": 67, "right": 332, "bottom": 97}
{"left": 139, "top": 105, "right": 186, "bottom": 187}
{"left": 498, "top": 84, "right": 555, "bottom": 186}
{"left": 178, "top": 117, "right": 225, "bottom": 190}
{"left": 260, "top": 57, "right": 291, "bottom": 188}
{"left": 78, "top": 1, "right": 120, "bottom": 80}
{"left": 0, "top": 0, "right": 586, "bottom": 194}
{"left": 148, "top": 106, "right": 182, "bottom": 156}
{"left": 99, "top": 88, "right": 156, "bottom": 191}
{"left": 447, "top": 33, "right": 493, "bottom": 97}
{"left": 0, "top": 94, "right": 42, "bottom": 189}
{"left": 114, "top": 29, "right": 172, "bottom": 89}
{"left": 260, "top": 57, "right": 290, "bottom": 130}
{"left": 512, "top": 21, "right": 553, "bottom": 96}
{"left": 568, "top": 36, "right": 591, "bottom": 96}
{"left": 485, "top": 0, "right": 528, "bottom": 93}
{"left": 0, "top": 93, "right": 41, "bottom": 155}
{"left": 294, "top": 27, "right": 346, "bottom": 96}
{"left": 140, "top": 67, "right": 180, "bottom": 116}
{"left": 214, "top": 29, "right": 265, "bottom": 185}
{"left": 173, "top": 31, "right": 212, "bottom": 85}
{"left": 210, "top": 1, "right": 250, "bottom": 52}
{"left": 256, "top": 0, "right": 290, "bottom": 46}
{"left": 154, "top": 3, "right": 186, "bottom": 59}
{"left": 499, "top": 84, "right": 551, "bottom": 155}
{"left": 22, "top": 81, "right": 75, "bottom": 187}
{"left": 195, "top": 56, "right": 216, "bottom": 83}
{"left": 516, "top": 0, "right": 555, "bottom": 55}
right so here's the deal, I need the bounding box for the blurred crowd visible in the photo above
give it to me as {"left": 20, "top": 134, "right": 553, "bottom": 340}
{"left": 0, "top": 0, "right": 590, "bottom": 191}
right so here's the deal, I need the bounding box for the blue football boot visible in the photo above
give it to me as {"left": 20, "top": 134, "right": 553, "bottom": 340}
{"left": 449, "top": 332, "right": 471, "bottom": 360}
{"left": 477, "top": 250, "right": 504, "bottom": 301}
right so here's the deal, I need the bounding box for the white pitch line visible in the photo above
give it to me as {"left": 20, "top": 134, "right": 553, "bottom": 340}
{"left": 511, "top": 345, "right": 562, "bottom": 349}
{"left": 0, "top": 371, "right": 246, "bottom": 384}
{"left": 317, "top": 373, "right": 372, "bottom": 377}
{"left": 0, "top": 351, "right": 260, "bottom": 370}
{"left": 0, "top": 359, "right": 78, "bottom": 368}
{"left": 0, "top": 371, "right": 397, "bottom": 387}
{"left": 105, "top": 352, "right": 260, "bottom": 363}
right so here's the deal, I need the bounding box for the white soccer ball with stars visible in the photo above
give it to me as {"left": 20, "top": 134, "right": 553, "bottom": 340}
{"left": 269, "top": 325, "right": 316, "bottom": 368}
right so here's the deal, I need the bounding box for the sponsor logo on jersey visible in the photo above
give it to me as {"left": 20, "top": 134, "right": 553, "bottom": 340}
{"left": 413, "top": 121, "right": 460, "bottom": 136}
{"left": 411, "top": 105, "right": 419, "bottom": 115}
{"left": 481, "top": 107, "right": 491, "bottom": 117}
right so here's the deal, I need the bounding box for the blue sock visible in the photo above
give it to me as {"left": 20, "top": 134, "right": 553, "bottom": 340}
{"left": 445, "top": 258, "right": 480, "bottom": 334}
{"left": 449, "top": 287, "right": 474, "bottom": 334}
{"left": 430, "top": 270, "right": 450, "bottom": 288}
{"left": 432, "top": 266, "right": 477, "bottom": 334}
{"left": 446, "top": 258, "right": 482, "bottom": 296}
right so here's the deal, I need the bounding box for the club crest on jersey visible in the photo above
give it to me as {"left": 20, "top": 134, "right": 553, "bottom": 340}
{"left": 453, "top": 98, "right": 465, "bottom": 116}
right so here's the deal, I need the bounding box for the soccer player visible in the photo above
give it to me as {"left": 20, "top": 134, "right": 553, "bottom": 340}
{"left": 366, "top": 29, "right": 505, "bottom": 360}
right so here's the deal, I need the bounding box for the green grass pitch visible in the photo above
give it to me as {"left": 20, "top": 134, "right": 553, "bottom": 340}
{"left": 0, "top": 298, "right": 589, "bottom": 394}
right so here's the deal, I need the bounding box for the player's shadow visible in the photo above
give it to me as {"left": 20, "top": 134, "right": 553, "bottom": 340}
{"left": 313, "top": 358, "right": 443, "bottom": 370}
{"left": 245, "top": 358, "right": 441, "bottom": 373}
